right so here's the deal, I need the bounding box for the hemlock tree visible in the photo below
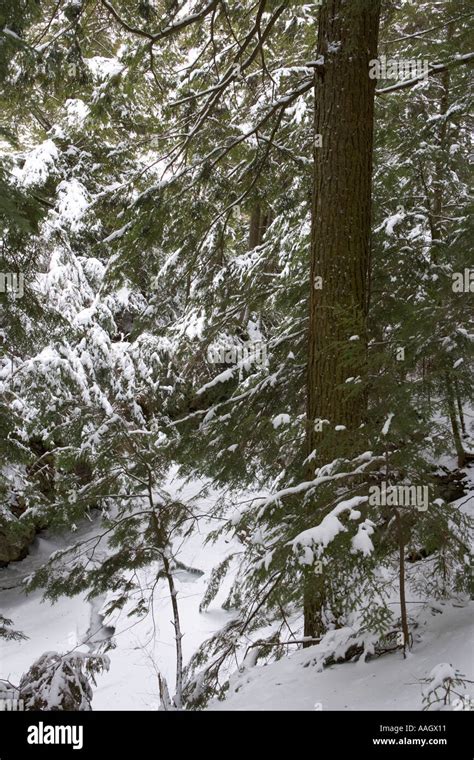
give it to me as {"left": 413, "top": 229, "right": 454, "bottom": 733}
{"left": 304, "top": 0, "right": 382, "bottom": 642}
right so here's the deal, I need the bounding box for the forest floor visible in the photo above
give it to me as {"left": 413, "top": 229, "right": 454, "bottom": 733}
{"left": 1, "top": 468, "right": 472, "bottom": 711}
{"left": 210, "top": 599, "right": 473, "bottom": 711}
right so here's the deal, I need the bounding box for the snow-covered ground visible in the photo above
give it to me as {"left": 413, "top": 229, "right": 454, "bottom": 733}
{"left": 216, "top": 469, "right": 473, "bottom": 711}
{"left": 211, "top": 601, "right": 473, "bottom": 710}
{"left": 0, "top": 472, "right": 242, "bottom": 709}
{"left": 1, "top": 470, "right": 472, "bottom": 711}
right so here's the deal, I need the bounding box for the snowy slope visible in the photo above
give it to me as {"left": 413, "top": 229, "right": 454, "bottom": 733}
{"left": 1, "top": 471, "right": 472, "bottom": 711}
{"left": 0, "top": 472, "right": 244, "bottom": 709}
{"left": 209, "top": 601, "right": 473, "bottom": 711}
{"left": 209, "top": 471, "right": 474, "bottom": 711}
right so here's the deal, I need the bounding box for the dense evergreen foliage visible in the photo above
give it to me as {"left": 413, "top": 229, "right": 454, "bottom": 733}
{"left": 0, "top": 0, "right": 472, "bottom": 708}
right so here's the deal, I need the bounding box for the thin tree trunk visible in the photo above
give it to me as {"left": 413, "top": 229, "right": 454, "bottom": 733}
{"left": 454, "top": 378, "right": 466, "bottom": 437}
{"left": 248, "top": 204, "right": 261, "bottom": 250}
{"left": 158, "top": 673, "right": 173, "bottom": 711}
{"left": 304, "top": 0, "right": 381, "bottom": 640}
{"left": 445, "top": 372, "right": 466, "bottom": 468}
{"left": 161, "top": 549, "right": 184, "bottom": 709}
{"left": 394, "top": 507, "right": 410, "bottom": 656}
{"left": 148, "top": 472, "right": 184, "bottom": 709}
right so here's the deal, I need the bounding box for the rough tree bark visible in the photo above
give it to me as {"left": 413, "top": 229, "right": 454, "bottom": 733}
{"left": 304, "top": 0, "right": 381, "bottom": 640}
{"left": 454, "top": 378, "right": 466, "bottom": 437}
{"left": 445, "top": 372, "right": 467, "bottom": 469}
{"left": 248, "top": 204, "right": 262, "bottom": 250}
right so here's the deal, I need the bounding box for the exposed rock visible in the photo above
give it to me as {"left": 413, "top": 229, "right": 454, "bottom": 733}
{"left": 0, "top": 509, "right": 36, "bottom": 566}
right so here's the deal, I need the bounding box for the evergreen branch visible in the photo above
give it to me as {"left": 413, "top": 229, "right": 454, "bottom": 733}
{"left": 376, "top": 52, "right": 474, "bottom": 95}
{"left": 162, "top": 1, "right": 288, "bottom": 171}
{"left": 99, "top": 0, "right": 221, "bottom": 44}
{"left": 384, "top": 12, "right": 474, "bottom": 45}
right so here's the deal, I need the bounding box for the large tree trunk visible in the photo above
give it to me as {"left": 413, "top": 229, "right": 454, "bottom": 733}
{"left": 304, "top": 0, "right": 381, "bottom": 640}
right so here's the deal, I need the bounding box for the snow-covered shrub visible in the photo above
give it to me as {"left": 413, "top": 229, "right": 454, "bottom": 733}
{"left": 0, "top": 614, "right": 26, "bottom": 641}
{"left": 19, "top": 651, "right": 109, "bottom": 711}
{"left": 421, "top": 663, "right": 473, "bottom": 711}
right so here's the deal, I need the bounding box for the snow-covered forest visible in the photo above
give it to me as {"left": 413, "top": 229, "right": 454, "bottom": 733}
{"left": 0, "top": 0, "right": 473, "bottom": 717}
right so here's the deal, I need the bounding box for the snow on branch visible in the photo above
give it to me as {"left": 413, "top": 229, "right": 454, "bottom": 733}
{"left": 376, "top": 52, "right": 474, "bottom": 95}
{"left": 257, "top": 452, "right": 385, "bottom": 513}
{"left": 291, "top": 496, "right": 369, "bottom": 554}
{"left": 99, "top": 0, "right": 220, "bottom": 43}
